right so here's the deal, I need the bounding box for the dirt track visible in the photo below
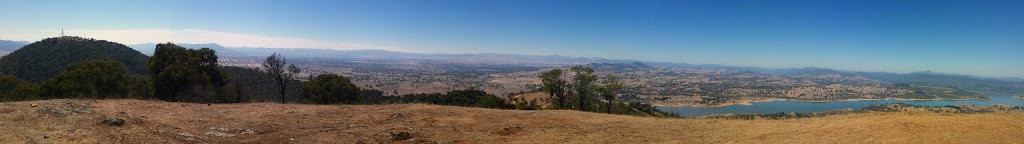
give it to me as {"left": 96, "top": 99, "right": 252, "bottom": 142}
{"left": 1, "top": 99, "right": 1023, "bottom": 143}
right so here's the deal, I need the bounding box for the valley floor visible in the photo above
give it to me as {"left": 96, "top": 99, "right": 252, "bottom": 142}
{"left": 1, "top": 99, "right": 1023, "bottom": 143}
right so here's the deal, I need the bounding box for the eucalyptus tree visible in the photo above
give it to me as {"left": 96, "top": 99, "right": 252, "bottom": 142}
{"left": 570, "top": 65, "right": 597, "bottom": 111}
{"left": 600, "top": 74, "right": 624, "bottom": 113}
{"left": 539, "top": 68, "right": 567, "bottom": 109}
{"left": 264, "top": 52, "right": 301, "bottom": 103}
{"left": 147, "top": 43, "right": 225, "bottom": 102}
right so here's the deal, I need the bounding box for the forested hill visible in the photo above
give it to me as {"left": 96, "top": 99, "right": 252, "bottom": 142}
{"left": 0, "top": 37, "right": 149, "bottom": 82}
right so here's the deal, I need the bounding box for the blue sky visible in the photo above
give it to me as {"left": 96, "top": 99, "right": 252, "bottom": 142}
{"left": 0, "top": 0, "right": 1021, "bottom": 77}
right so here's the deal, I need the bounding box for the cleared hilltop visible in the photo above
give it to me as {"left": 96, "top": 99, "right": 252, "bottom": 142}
{"left": 2, "top": 99, "right": 1024, "bottom": 143}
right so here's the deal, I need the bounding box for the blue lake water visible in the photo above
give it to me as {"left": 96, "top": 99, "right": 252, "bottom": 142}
{"left": 656, "top": 94, "right": 1024, "bottom": 117}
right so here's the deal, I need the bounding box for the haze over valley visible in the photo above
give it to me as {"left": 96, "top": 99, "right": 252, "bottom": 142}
{"left": 1, "top": 0, "right": 1023, "bottom": 143}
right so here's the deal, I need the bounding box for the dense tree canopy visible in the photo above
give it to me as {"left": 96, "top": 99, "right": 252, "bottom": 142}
{"left": 41, "top": 60, "right": 150, "bottom": 99}
{"left": 0, "top": 74, "right": 40, "bottom": 101}
{"left": 0, "top": 37, "right": 149, "bottom": 82}
{"left": 147, "top": 43, "right": 226, "bottom": 102}
{"left": 301, "top": 74, "right": 360, "bottom": 104}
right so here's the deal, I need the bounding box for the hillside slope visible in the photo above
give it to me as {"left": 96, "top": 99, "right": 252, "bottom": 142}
{"left": 2, "top": 99, "right": 1023, "bottom": 143}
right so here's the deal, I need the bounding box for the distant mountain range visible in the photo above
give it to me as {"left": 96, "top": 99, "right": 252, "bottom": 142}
{"left": 127, "top": 43, "right": 640, "bottom": 66}
{"left": 127, "top": 43, "right": 234, "bottom": 56}
{"left": 123, "top": 42, "right": 1024, "bottom": 84}
{"left": 2, "top": 37, "right": 1015, "bottom": 94}
{"left": 125, "top": 43, "right": 841, "bottom": 71}
{"left": 0, "top": 40, "right": 29, "bottom": 51}
{"left": 0, "top": 40, "right": 29, "bottom": 56}
{"left": 909, "top": 71, "right": 1024, "bottom": 82}
{"left": 2, "top": 39, "right": 1019, "bottom": 86}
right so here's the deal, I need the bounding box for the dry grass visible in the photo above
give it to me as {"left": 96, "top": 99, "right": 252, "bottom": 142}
{"left": 2, "top": 99, "right": 1024, "bottom": 143}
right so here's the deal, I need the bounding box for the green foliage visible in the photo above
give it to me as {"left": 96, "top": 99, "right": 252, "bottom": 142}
{"left": 590, "top": 101, "right": 680, "bottom": 117}
{"left": 147, "top": 43, "right": 226, "bottom": 102}
{"left": 538, "top": 66, "right": 637, "bottom": 113}
{"left": 474, "top": 95, "right": 512, "bottom": 109}
{"left": 355, "top": 88, "right": 513, "bottom": 109}
{"left": 0, "top": 74, "right": 41, "bottom": 101}
{"left": 599, "top": 74, "right": 623, "bottom": 113}
{"left": 539, "top": 68, "right": 568, "bottom": 108}
{"left": 301, "top": 74, "right": 360, "bottom": 104}
{"left": 41, "top": 60, "right": 150, "bottom": 99}
{"left": 570, "top": 65, "right": 597, "bottom": 111}
{"left": 356, "top": 89, "right": 387, "bottom": 103}
{"left": 509, "top": 97, "right": 542, "bottom": 110}
{"left": 0, "top": 37, "right": 149, "bottom": 83}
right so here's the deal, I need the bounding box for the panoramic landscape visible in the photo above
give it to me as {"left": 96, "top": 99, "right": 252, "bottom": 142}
{"left": 1, "top": 0, "right": 1023, "bottom": 143}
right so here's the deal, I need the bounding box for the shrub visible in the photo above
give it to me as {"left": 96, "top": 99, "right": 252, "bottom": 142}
{"left": 301, "top": 74, "right": 360, "bottom": 104}
{"left": 0, "top": 74, "right": 41, "bottom": 101}
{"left": 41, "top": 60, "right": 149, "bottom": 99}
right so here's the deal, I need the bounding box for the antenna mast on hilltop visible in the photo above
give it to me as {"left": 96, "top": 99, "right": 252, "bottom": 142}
{"left": 61, "top": 28, "right": 64, "bottom": 37}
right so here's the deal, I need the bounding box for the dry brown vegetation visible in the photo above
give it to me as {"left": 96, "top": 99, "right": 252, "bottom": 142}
{"left": 2, "top": 99, "right": 1024, "bottom": 143}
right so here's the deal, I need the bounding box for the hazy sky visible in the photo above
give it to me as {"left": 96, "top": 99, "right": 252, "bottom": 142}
{"left": 0, "top": 0, "right": 1021, "bottom": 77}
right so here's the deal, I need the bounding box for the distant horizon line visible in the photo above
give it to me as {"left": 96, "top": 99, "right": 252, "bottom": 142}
{"left": 122, "top": 42, "right": 1024, "bottom": 80}
{"left": 3, "top": 36, "right": 1021, "bottom": 80}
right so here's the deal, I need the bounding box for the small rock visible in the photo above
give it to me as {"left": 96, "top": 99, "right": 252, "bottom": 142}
{"left": 390, "top": 131, "right": 412, "bottom": 141}
{"left": 178, "top": 133, "right": 197, "bottom": 141}
{"left": 240, "top": 128, "right": 256, "bottom": 135}
{"left": 204, "top": 131, "right": 236, "bottom": 138}
{"left": 30, "top": 104, "right": 38, "bottom": 107}
{"left": 101, "top": 118, "right": 125, "bottom": 126}
{"left": 208, "top": 127, "right": 230, "bottom": 132}
{"left": 495, "top": 125, "right": 524, "bottom": 136}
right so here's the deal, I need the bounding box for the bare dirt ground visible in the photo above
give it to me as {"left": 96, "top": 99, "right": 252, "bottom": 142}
{"left": 2, "top": 99, "right": 1024, "bottom": 143}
